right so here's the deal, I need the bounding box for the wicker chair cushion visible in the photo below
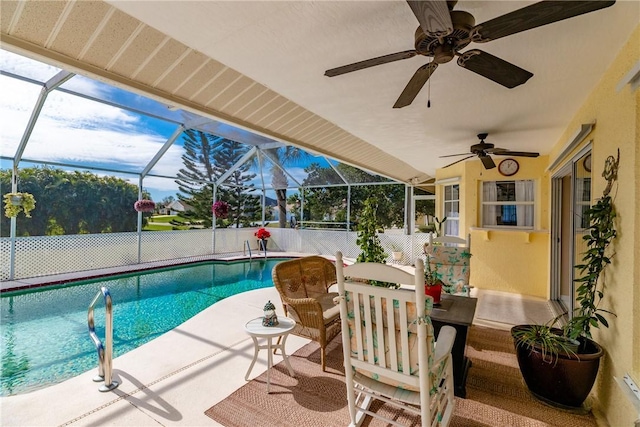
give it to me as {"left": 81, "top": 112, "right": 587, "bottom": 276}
{"left": 318, "top": 292, "right": 341, "bottom": 323}
{"left": 287, "top": 292, "right": 340, "bottom": 325}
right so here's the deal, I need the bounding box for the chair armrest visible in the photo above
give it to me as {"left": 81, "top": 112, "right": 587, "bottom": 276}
{"left": 433, "top": 325, "right": 457, "bottom": 365}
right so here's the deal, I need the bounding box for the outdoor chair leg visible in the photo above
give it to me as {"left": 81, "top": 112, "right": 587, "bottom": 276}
{"left": 321, "top": 347, "right": 326, "bottom": 371}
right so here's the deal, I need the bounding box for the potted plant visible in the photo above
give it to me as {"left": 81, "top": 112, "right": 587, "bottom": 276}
{"left": 424, "top": 255, "right": 443, "bottom": 304}
{"left": 389, "top": 243, "right": 404, "bottom": 262}
{"left": 434, "top": 216, "right": 447, "bottom": 237}
{"left": 511, "top": 150, "right": 619, "bottom": 408}
{"left": 418, "top": 224, "right": 436, "bottom": 233}
{"left": 255, "top": 227, "right": 271, "bottom": 251}
{"left": 212, "top": 200, "right": 230, "bottom": 219}
{"left": 3, "top": 192, "right": 36, "bottom": 218}
{"left": 134, "top": 199, "right": 156, "bottom": 213}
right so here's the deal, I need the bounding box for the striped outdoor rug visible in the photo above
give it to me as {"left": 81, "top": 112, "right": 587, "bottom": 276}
{"left": 205, "top": 326, "right": 597, "bottom": 426}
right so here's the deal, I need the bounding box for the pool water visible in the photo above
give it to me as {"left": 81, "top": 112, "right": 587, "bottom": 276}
{"left": 0, "top": 259, "right": 282, "bottom": 396}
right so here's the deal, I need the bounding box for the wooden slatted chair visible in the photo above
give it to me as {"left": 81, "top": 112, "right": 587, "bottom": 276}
{"left": 424, "top": 234, "right": 472, "bottom": 296}
{"left": 335, "top": 251, "right": 456, "bottom": 427}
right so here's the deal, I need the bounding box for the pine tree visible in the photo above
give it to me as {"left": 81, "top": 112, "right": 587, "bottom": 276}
{"left": 175, "top": 130, "right": 218, "bottom": 227}
{"left": 215, "top": 139, "right": 260, "bottom": 228}
{"left": 175, "top": 130, "right": 260, "bottom": 228}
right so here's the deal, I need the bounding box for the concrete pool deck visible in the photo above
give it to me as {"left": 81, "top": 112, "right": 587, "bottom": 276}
{"left": 1, "top": 285, "right": 309, "bottom": 427}
{"left": 1, "top": 254, "right": 555, "bottom": 426}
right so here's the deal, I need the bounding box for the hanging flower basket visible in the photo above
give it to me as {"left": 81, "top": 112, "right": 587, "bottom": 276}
{"left": 3, "top": 192, "right": 36, "bottom": 218}
{"left": 212, "top": 200, "right": 230, "bottom": 219}
{"left": 134, "top": 199, "right": 156, "bottom": 213}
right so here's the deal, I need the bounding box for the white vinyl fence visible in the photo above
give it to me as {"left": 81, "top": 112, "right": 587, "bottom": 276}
{"left": 1, "top": 228, "right": 431, "bottom": 281}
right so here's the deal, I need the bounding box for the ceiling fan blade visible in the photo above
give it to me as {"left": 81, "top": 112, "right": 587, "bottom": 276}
{"left": 406, "top": 0, "right": 453, "bottom": 37}
{"left": 440, "top": 152, "right": 473, "bottom": 158}
{"left": 325, "top": 50, "right": 417, "bottom": 77}
{"left": 471, "top": 1, "right": 616, "bottom": 43}
{"left": 480, "top": 154, "right": 496, "bottom": 169}
{"left": 393, "top": 62, "right": 438, "bottom": 108}
{"left": 458, "top": 49, "right": 533, "bottom": 88}
{"left": 492, "top": 149, "right": 540, "bottom": 158}
{"left": 443, "top": 155, "right": 475, "bottom": 168}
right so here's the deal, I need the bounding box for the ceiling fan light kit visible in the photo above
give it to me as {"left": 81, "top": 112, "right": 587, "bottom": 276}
{"left": 324, "top": 0, "right": 616, "bottom": 108}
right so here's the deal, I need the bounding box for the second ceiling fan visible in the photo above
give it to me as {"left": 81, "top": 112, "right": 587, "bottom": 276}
{"left": 441, "top": 133, "right": 540, "bottom": 170}
{"left": 324, "top": 0, "right": 615, "bottom": 108}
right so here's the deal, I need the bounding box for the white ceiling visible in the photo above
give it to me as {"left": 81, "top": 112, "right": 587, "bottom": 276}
{"left": 102, "top": 1, "right": 638, "bottom": 176}
{"left": 0, "top": 0, "right": 640, "bottom": 180}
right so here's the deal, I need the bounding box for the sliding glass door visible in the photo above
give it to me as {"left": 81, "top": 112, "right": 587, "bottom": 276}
{"left": 550, "top": 149, "right": 591, "bottom": 316}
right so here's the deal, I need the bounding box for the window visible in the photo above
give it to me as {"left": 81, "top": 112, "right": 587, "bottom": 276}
{"left": 576, "top": 178, "right": 591, "bottom": 229}
{"left": 481, "top": 180, "right": 534, "bottom": 228}
{"left": 443, "top": 184, "right": 459, "bottom": 236}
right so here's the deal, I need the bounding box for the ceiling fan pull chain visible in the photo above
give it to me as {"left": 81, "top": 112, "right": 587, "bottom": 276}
{"left": 427, "top": 59, "right": 432, "bottom": 108}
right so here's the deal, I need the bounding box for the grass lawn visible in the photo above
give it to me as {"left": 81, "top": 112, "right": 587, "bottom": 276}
{"left": 148, "top": 215, "right": 191, "bottom": 224}
{"left": 144, "top": 223, "right": 175, "bottom": 231}
{"left": 143, "top": 215, "right": 194, "bottom": 231}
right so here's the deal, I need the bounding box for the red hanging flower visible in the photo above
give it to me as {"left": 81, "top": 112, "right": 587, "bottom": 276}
{"left": 134, "top": 199, "right": 155, "bottom": 213}
{"left": 254, "top": 228, "right": 271, "bottom": 239}
{"left": 212, "top": 200, "right": 230, "bottom": 219}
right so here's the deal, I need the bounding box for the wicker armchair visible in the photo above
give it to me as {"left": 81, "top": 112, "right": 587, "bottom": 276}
{"left": 271, "top": 256, "right": 341, "bottom": 371}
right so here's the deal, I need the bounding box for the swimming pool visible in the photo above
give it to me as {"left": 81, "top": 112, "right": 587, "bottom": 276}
{"left": 0, "top": 258, "right": 284, "bottom": 396}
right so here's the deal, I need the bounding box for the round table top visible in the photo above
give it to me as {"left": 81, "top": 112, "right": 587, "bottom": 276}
{"left": 244, "top": 316, "right": 296, "bottom": 337}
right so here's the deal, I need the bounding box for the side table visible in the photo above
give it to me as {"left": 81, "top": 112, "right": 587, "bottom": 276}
{"left": 244, "top": 316, "right": 296, "bottom": 393}
{"left": 430, "top": 294, "right": 477, "bottom": 398}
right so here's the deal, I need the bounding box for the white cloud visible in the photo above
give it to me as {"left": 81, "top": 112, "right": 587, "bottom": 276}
{"left": 0, "top": 49, "right": 325, "bottom": 201}
{"left": 0, "top": 70, "right": 182, "bottom": 173}
{"left": 0, "top": 49, "right": 62, "bottom": 83}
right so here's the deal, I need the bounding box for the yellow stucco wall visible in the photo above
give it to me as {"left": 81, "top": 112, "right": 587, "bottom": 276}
{"left": 436, "top": 155, "right": 551, "bottom": 298}
{"left": 436, "top": 24, "right": 639, "bottom": 425}
{"left": 547, "top": 24, "right": 639, "bottom": 427}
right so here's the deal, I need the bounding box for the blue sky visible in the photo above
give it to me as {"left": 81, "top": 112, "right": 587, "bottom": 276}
{"left": 0, "top": 48, "right": 323, "bottom": 203}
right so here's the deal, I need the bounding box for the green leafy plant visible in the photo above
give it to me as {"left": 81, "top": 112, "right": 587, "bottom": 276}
{"left": 3, "top": 192, "right": 36, "bottom": 218}
{"left": 514, "top": 152, "right": 618, "bottom": 357}
{"left": 424, "top": 256, "right": 442, "bottom": 287}
{"left": 434, "top": 216, "right": 447, "bottom": 237}
{"left": 417, "top": 224, "right": 435, "bottom": 233}
{"left": 512, "top": 322, "right": 578, "bottom": 364}
{"left": 356, "top": 198, "right": 393, "bottom": 287}
{"left": 564, "top": 194, "right": 617, "bottom": 341}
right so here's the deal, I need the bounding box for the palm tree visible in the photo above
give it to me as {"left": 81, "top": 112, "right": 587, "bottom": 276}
{"left": 263, "top": 147, "right": 307, "bottom": 229}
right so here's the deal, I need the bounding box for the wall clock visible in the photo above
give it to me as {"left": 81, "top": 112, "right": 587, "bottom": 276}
{"left": 498, "top": 158, "right": 519, "bottom": 176}
{"left": 583, "top": 154, "right": 592, "bottom": 172}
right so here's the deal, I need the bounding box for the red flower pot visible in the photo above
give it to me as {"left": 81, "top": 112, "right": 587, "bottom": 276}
{"left": 425, "top": 283, "right": 442, "bottom": 304}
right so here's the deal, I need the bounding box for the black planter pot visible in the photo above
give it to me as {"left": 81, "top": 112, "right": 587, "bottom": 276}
{"left": 511, "top": 325, "right": 604, "bottom": 408}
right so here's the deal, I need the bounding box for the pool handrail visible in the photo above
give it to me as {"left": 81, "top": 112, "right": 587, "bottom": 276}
{"left": 87, "top": 287, "right": 119, "bottom": 392}
{"left": 244, "top": 240, "right": 252, "bottom": 259}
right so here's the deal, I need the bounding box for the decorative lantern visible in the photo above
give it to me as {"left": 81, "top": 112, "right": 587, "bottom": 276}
{"left": 262, "top": 300, "right": 279, "bottom": 327}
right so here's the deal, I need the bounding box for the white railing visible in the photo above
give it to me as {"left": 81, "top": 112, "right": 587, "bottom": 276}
{"left": 88, "top": 287, "right": 118, "bottom": 392}
{"left": 0, "top": 229, "right": 432, "bottom": 281}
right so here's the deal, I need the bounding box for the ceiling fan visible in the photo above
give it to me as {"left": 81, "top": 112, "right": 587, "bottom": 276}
{"left": 324, "top": 0, "right": 615, "bottom": 108}
{"left": 441, "top": 133, "right": 540, "bottom": 169}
